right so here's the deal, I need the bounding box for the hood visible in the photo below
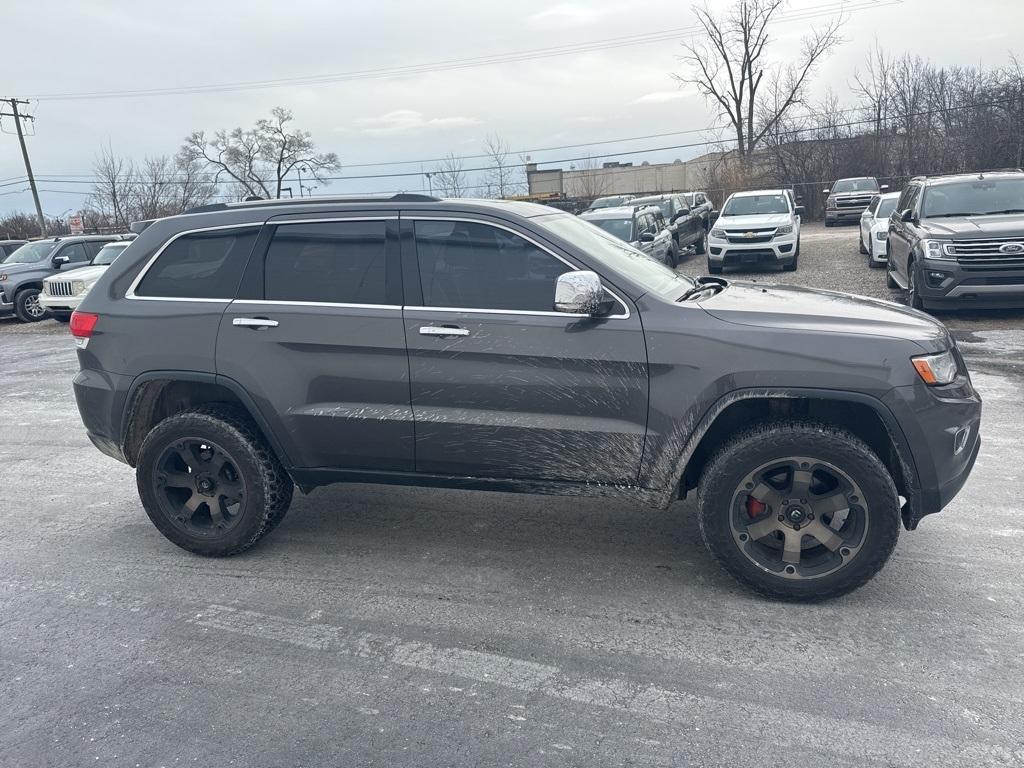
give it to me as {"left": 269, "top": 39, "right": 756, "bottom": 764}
{"left": 715, "top": 213, "right": 791, "bottom": 229}
{"left": 920, "top": 214, "right": 1024, "bottom": 238}
{"left": 44, "top": 264, "right": 108, "bottom": 284}
{"left": 0, "top": 261, "right": 47, "bottom": 278}
{"left": 697, "top": 281, "right": 949, "bottom": 349}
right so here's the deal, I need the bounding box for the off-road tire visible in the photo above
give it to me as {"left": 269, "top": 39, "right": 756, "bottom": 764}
{"left": 136, "top": 405, "right": 294, "bottom": 556}
{"left": 14, "top": 288, "right": 48, "bottom": 323}
{"left": 697, "top": 420, "right": 900, "bottom": 600}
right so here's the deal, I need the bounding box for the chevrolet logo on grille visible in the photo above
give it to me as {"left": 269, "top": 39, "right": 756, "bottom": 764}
{"left": 744, "top": 231, "right": 756, "bottom": 239}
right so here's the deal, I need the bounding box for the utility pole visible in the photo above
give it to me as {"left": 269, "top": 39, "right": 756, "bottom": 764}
{"left": 1, "top": 98, "right": 46, "bottom": 237}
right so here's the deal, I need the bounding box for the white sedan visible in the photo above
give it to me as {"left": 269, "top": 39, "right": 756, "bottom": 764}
{"left": 859, "top": 191, "right": 900, "bottom": 267}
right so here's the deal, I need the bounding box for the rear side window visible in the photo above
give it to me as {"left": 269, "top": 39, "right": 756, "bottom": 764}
{"left": 135, "top": 228, "right": 259, "bottom": 299}
{"left": 264, "top": 221, "right": 388, "bottom": 304}
{"left": 60, "top": 243, "right": 90, "bottom": 263}
{"left": 415, "top": 220, "right": 569, "bottom": 312}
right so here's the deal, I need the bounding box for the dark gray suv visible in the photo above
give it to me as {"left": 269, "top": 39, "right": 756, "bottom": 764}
{"left": 71, "top": 195, "right": 981, "bottom": 599}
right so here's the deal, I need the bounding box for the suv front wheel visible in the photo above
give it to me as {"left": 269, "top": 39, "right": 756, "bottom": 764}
{"left": 136, "top": 405, "right": 294, "bottom": 556}
{"left": 697, "top": 421, "right": 900, "bottom": 600}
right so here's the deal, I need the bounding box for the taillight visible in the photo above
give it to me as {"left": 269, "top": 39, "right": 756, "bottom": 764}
{"left": 70, "top": 311, "right": 99, "bottom": 346}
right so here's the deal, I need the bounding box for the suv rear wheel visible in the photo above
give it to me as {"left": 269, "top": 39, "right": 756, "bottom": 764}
{"left": 697, "top": 421, "right": 900, "bottom": 600}
{"left": 136, "top": 405, "right": 294, "bottom": 556}
{"left": 14, "top": 287, "right": 48, "bottom": 323}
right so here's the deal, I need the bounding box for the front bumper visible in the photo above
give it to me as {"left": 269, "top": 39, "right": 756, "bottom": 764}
{"left": 826, "top": 209, "right": 865, "bottom": 223}
{"left": 883, "top": 374, "right": 982, "bottom": 528}
{"left": 39, "top": 292, "right": 84, "bottom": 312}
{"left": 708, "top": 236, "right": 796, "bottom": 267}
{"left": 915, "top": 257, "right": 1024, "bottom": 309}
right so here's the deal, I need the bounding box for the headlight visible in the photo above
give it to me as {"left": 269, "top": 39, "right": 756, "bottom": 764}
{"left": 875, "top": 230, "right": 887, "bottom": 241}
{"left": 911, "top": 350, "right": 958, "bottom": 385}
{"left": 710, "top": 228, "right": 726, "bottom": 239}
{"left": 920, "top": 239, "right": 954, "bottom": 260}
{"left": 71, "top": 280, "right": 87, "bottom": 295}
{"left": 775, "top": 224, "right": 793, "bottom": 235}
{"left": 826, "top": 198, "right": 837, "bottom": 209}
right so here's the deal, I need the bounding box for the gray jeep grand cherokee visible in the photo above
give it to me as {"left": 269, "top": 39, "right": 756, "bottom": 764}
{"left": 70, "top": 194, "right": 981, "bottom": 599}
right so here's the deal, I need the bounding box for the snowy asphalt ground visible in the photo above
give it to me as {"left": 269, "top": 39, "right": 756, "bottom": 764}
{"left": 2, "top": 223, "right": 1023, "bottom": 767}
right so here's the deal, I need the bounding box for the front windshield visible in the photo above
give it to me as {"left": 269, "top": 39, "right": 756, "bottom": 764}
{"left": 2, "top": 241, "right": 56, "bottom": 264}
{"left": 721, "top": 194, "right": 790, "bottom": 216}
{"left": 636, "top": 199, "right": 673, "bottom": 219}
{"left": 92, "top": 243, "right": 128, "bottom": 265}
{"left": 589, "top": 196, "right": 630, "bottom": 210}
{"left": 922, "top": 178, "right": 1024, "bottom": 217}
{"left": 833, "top": 178, "right": 879, "bottom": 193}
{"left": 587, "top": 217, "right": 634, "bottom": 242}
{"left": 536, "top": 213, "right": 693, "bottom": 299}
{"left": 876, "top": 197, "right": 898, "bottom": 218}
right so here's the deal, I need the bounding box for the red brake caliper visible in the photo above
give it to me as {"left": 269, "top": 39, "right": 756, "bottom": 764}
{"left": 746, "top": 496, "right": 767, "bottom": 519}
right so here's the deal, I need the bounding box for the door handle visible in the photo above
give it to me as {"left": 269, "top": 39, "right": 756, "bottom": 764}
{"left": 419, "top": 325, "right": 470, "bottom": 338}
{"left": 233, "top": 317, "right": 279, "bottom": 329}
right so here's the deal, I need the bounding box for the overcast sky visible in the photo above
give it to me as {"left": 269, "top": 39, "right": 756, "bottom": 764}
{"left": 1, "top": 0, "right": 1020, "bottom": 217}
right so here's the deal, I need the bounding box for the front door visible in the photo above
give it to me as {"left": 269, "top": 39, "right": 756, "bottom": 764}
{"left": 402, "top": 217, "right": 649, "bottom": 484}
{"left": 217, "top": 215, "right": 414, "bottom": 471}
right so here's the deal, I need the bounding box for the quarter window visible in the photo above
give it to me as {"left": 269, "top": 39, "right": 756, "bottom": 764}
{"left": 415, "top": 220, "right": 569, "bottom": 312}
{"left": 264, "top": 221, "right": 388, "bottom": 305}
{"left": 134, "top": 228, "right": 259, "bottom": 299}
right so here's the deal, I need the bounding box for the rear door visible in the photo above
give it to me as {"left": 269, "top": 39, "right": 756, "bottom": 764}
{"left": 402, "top": 216, "right": 649, "bottom": 484}
{"left": 217, "top": 214, "right": 413, "bottom": 471}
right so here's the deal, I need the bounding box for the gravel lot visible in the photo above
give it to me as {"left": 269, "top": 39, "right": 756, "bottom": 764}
{"left": 678, "top": 221, "right": 1024, "bottom": 332}
{"left": 2, "top": 229, "right": 1024, "bottom": 767}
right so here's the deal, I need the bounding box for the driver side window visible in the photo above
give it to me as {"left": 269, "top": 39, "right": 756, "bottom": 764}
{"left": 414, "top": 220, "right": 570, "bottom": 313}
{"left": 60, "top": 243, "right": 89, "bottom": 263}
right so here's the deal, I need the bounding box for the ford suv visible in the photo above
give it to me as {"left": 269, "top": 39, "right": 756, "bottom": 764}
{"left": 70, "top": 194, "right": 980, "bottom": 600}
{"left": 886, "top": 170, "right": 1024, "bottom": 310}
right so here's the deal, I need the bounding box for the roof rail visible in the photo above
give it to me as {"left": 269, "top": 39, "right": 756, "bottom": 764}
{"left": 183, "top": 192, "right": 441, "bottom": 216}
{"left": 913, "top": 168, "right": 1024, "bottom": 182}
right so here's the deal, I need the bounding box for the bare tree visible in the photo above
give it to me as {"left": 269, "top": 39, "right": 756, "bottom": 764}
{"left": 181, "top": 107, "right": 340, "bottom": 199}
{"left": 482, "top": 134, "right": 521, "bottom": 198}
{"left": 572, "top": 157, "right": 609, "bottom": 200}
{"left": 432, "top": 153, "right": 468, "bottom": 197}
{"left": 88, "top": 145, "right": 135, "bottom": 231}
{"left": 673, "top": 0, "right": 844, "bottom": 158}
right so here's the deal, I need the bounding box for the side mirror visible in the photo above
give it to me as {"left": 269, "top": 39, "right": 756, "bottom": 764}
{"left": 880, "top": 184, "right": 889, "bottom": 191}
{"left": 822, "top": 187, "right": 831, "bottom": 195}
{"left": 554, "top": 271, "right": 612, "bottom": 315}
{"left": 900, "top": 209, "right": 915, "bottom": 222}
{"left": 52, "top": 254, "right": 70, "bottom": 268}
{"left": 795, "top": 205, "right": 805, "bottom": 216}
{"left": 709, "top": 210, "right": 720, "bottom": 224}
{"left": 639, "top": 232, "right": 655, "bottom": 243}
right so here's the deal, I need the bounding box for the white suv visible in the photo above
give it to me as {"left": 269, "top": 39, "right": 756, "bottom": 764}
{"left": 707, "top": 189, "right": 803, "bottom": 274}
{"left": 39, "top": 241, "right": 131, "bottom": 320}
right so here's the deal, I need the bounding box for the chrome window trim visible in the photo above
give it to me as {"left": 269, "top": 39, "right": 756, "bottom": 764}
{"left": 406, "top": 215, "right": 630, "bottom": 319}
{"left": 126, "top": 223, "right": 262, "bottom": 302}
{"left": 232, "top": 299, "right": 401, "bottom": 310}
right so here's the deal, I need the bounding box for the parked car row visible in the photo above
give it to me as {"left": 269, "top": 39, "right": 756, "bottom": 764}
{"left": 580, "top": 190, "right": 713, "bottom": 268}
{"left": 0, "top": 234, "right": 134, "bottom": 323}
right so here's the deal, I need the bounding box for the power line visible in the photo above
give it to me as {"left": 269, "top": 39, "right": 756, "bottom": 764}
{"left": 25, "top": 0, "right": 896, "bottom": 102}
